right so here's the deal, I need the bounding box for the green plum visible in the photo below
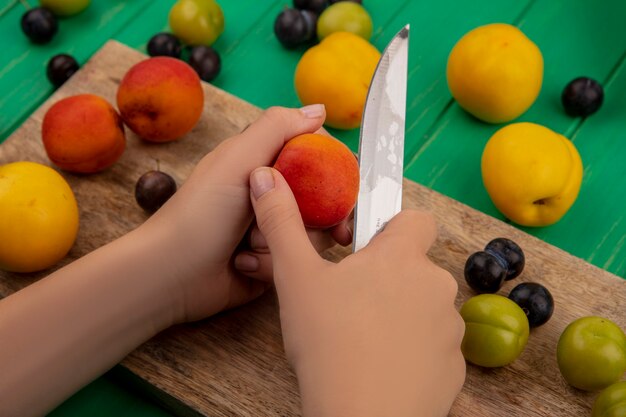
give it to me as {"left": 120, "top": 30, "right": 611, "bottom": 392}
{"left": 39, "top": 0, "right": 90, "bottom": 16}
{"left": 169, "top": 0, "right": 224, "bottom": 46}
{"left": 557, "top": 316, "right": 626, "bottom": 391}
{"left": 593, "top": 381, "right": 626, "bottom": 417}
{"left": 460, "top": 294, "right": 529, "bottom": 367}
{"left": 317, "top": 2, "right": 372, "bottom": 41}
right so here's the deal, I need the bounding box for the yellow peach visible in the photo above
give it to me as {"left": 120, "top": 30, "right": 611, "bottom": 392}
{"left": 295, "top": 32, "right": 380, "bottom": 130}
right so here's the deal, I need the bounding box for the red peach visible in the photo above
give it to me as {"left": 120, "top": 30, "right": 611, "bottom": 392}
{"left": 42, "top": 94, "right": 126, "bottom": 173}
{"left": 274, "top": 133, "right": 359, "bottom": 228}
{"left": 116, "top": 57, "right": 204, "bottom": 142}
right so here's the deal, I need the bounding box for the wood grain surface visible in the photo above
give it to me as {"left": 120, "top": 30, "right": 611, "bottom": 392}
{"left": 1, "top": 41, "right": 625, "bottom": 417}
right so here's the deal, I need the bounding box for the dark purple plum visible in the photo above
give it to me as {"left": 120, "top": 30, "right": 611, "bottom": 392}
{"left": 188, "top": 45, "right": 221, "bottom": 82}
{"left": 21, "top": 7, "right": 58, "bottom": 44}
{"left": 147, "top": 33, "right": 182, "bottom": 58}
{"left": 562, "top": 77, "right": 604, "bottom": 117}
{"left": 485, "top": 237, "right": 525, "bottom": 280}
{"left": 47, "top": 54, "right": 79, "bottom": 87}
{"left": 135, "top": 171, "right": 177, "bottom": 214}
{"left": 509, "top": 282, "right": 554, "bottom": 327}
{"left": 293, "top": 0, "right": 328, "bottom": 14}
{"left": 274, "top": 8, "right": 317, "bottom": 48}
{"left": 464, "top": 251, "right": 507, "bottom": 293}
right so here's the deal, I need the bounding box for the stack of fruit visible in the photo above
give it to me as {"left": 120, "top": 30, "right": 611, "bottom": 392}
{"left": 0, "top": 55, "right": 206, "bottom": 273}
{"left": 274, "top": 0, "right": 379, "bottom": 130}
{"left": 458, "top": 237, "right": 626, "bottom": 415}
{"left": 146, "top": 0, "right": 224, "bottom": 83}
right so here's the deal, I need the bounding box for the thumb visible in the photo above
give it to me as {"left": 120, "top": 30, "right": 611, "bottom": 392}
{"left": 249, "top": 167, "right": 319, "bottom": 273}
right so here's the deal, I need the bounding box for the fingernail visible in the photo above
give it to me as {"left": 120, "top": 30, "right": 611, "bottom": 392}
{"left": 250, "top": 228, "right": 268, "bottom": 249}
{"left": 300, "top": 104, "right": 325, "bottom": 119}
{"left": 234, "top": 253, "right": 259, "bottom": 272}
{"left": 250, "top": 168, "right": 275, "bottom": 199}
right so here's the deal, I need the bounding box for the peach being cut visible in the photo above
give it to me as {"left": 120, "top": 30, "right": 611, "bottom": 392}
{"left": 117, "top": 57, "right": 204, "bottom": 142}
{"left": 274, "top": 133, "right": 359, "bottom": 228}
{"left": 42, "top": 94, "right": 126, "bottom": 173}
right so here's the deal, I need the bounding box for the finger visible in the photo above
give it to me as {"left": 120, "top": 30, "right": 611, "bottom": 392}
{"left": 233, "top": 252, "right": 274, "bottom": 283}
{"left": 224, "top": 273, "right": 272, "bottom": 311}
{"left": 248, "top": 223, "right": 334, "bottom": 254}
{"left": 250, "top": 167, "right": 320, "bottom": 272}
{"left": 330, "top": 214, "right": 353, "bottom": 247}
{"left": 358, "top": 209, "right": 438, "bottom": 258}
{"left": 214, "top": 105, "right": 326, "bottom": 184}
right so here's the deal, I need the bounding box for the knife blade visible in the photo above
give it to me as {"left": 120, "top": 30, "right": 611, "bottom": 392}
{"left": 352, "top": 25, "right": 409, "bottom": 253}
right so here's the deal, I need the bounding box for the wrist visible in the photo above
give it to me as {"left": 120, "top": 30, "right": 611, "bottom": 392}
{"left": 129, "top": 222, "right": 188, "bottom": 328}
{"left": 295, "top": 352, "right": 420, "bottom": 417}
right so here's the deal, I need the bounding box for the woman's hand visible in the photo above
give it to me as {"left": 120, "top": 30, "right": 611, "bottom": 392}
{"left": 248, "top": 166, "right": 466, "bottom": 417}
{"left": 143, "top": 105, "right": 350, "bottom": 322}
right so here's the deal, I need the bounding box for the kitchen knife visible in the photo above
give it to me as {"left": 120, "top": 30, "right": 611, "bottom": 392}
{"left": 352, "top": 25, "right": 409, "bottom": 252}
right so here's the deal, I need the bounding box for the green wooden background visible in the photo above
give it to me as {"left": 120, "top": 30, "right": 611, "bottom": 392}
{"left": 1, "top": 0, "right": 625, "bottom": 415}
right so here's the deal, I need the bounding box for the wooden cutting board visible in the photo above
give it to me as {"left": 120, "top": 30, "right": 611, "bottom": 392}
{"left": 1, "top": 40, "right": 625, "bottom": 417}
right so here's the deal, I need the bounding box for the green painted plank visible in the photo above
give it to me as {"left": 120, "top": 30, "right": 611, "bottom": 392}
{"left": 542, "top": 55, "right": 626, "bottom": 276}
{"left": 403, "top": 0, "right": 626, "bottom": 277}
{"left": 347, "top": 0, "right": 535, "bottom": 154}
{"left": 48, "top": 371, "right": 173, "bottom": 417}
{"left": 0, "top": 0, "right": 152, "bottom": 141}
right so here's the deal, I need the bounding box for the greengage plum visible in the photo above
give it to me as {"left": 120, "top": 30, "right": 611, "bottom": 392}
{"left": 460, "top": 294, "right": 530, "bottom": 367}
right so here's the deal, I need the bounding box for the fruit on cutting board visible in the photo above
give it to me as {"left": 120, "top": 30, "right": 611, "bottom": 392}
{"left": 317, "top": 1, "right": 372, "bottom": 40}
{"left": 557, "top": 316, "right": 626, "bottom": 392}
{"left": 592, "top": 381, "right": 626, "bottom": 417}
{"left": 508, "top": 282, "right": 554, "bottom": 328}
{"left": 39, "top": 0, "right": 90, "bottom": 16}
{"left": 273, "top": 133, "right": 359, "bottom": 228}
{"left": 169, "top": 0, "right": 224, "bottom": 46}
{"left": 117, "top": 57, "right": 204, "bottom": 142}
{"left": 447, "top": 23, "right": 543, "bottom": 123}
{"left": 481, "top": 122, "right": 583, "bottom": 227}
{"left": 42, "top": 94, "right": 126, "bottom": 173}
{"left": 47, "top": 54, "right": 79, "bottom": 87}
{"left": 135, "top": 171, "right": 177, "bottom": 214}
{"left": 562, "top": 77, "right": 604, "bottom": 117}
{"left": 460, "top": 294, "right": 529, "bottom": 367}
{"left": 295, "top": 31, "right": 380, "bottom": 129}
{"left": 21, "top": 7, "right": 58, "bottom": 44}
{"left": 0, "top": 161, "right": 79, "bottom": 273}
{"left": 464, "top": 237, "right": 524, "bottom": 293}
